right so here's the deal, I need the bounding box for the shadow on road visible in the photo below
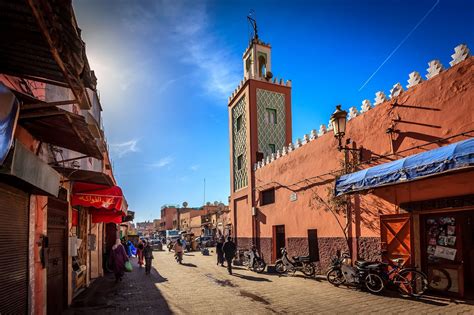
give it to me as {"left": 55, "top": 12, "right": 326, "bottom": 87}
{"left": 181, "top": 262, "right": 198, "bottom": 268}
{"left": 232, "top": 273, "right": 272, "bottom": 282}
{"left": 65, "top": 258, "right": 172, "bottom": 314}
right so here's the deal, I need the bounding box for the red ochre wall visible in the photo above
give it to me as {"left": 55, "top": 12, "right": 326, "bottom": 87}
{"left": 240, "top": 57, "right": 473, "bottom": 268}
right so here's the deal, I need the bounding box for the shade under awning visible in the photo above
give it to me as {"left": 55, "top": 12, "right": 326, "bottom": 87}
{"left": 54, "top": 167, "right": 113, "bottom": 186}
{"left": 19, "top": 106, "right": 102, "bottom": 159}
{"left": 335, "top": 138, "right": 474, "bottom": 196}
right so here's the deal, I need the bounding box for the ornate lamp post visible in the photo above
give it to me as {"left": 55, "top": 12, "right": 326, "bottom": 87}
{"left": 330, "top": 105, "right": 348, "bottom": 151}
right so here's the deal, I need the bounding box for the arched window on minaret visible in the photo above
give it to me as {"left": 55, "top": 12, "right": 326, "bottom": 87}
{"left": 258, "top": 55, "right": 267, "bottom": 77}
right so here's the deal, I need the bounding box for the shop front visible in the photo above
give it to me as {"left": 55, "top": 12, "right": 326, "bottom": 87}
{"left": 336, "top": 138, "right": 474, "bottom": 298}
{"left": 70, "top": 182, "right": 125, "bottom": 297}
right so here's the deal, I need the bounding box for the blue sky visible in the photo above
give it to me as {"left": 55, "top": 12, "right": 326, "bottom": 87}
{"left": 74, "top": 0, "right": 473, "bottom": 222}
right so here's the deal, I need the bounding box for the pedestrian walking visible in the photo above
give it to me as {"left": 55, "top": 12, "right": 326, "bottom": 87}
{"left": 109, "top": 239, "right": 129, "bottom": 282}
{"left": 143, "top": 241, "right": 154, "bottom": 275}
{"left": 137, "top": 240, "right": 145, "bottom": 268}
{"left": 181, "top": 238, "right": 187, "bottom": 252}
{"left": 222, "top": 236, "right": 237, "bottom": 275}
{"left": 216, "top": 237, "right": 224, "bottom": 267}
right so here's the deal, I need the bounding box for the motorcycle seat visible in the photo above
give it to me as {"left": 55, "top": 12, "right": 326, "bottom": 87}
{"left": 355, "top": 260, "right": 370, "bottom": 267}
{"left": 293, "top": 255, "right": 311, "bottom": 262}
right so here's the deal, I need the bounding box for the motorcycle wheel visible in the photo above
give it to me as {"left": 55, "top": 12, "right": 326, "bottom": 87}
{"left": 302, "top": 263, "right": 316, "bottom": 277}
{"left": 253, "top": 260, "right": 266, "bottom": 273}
{"left": 275, "top": 260, "right": 287, "bottom": 274}
{"left": 327, "top": 268, "right": 344, "bottom": 286}
{"left": 365, "top": 273, "right": 384, "bottom": 293}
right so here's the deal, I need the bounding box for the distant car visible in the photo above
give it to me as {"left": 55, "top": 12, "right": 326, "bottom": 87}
{"left": 149, "top": 239, "right": 162, "bottom": 251}
{"left": 195, "top": 236, "right": 215, "bottom": 247}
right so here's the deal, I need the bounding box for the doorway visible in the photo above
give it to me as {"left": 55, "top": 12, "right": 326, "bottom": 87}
{"left": 272, "top": 225, "right": 285, "bottom": 262}
{"left": 420, "top": 210, "right": 474, "bottom": 298}
{"left": 308, "top": 229, "right": 320, "bottom": 262}
{"left": 47, "top": 191, "right": 68, "bottom": 314}
{"left": 380, "top": 214, "right": 413, "bottom": 266}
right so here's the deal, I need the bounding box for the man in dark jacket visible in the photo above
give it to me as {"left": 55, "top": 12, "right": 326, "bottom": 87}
{"left": 143, "top": 241, "right": 154, "bottom": 275}
{"left": 216, "top": 237, "right": 224, "bottom": 267}
{"left": 222, "top": 237, "right": 237, "bottom": 275}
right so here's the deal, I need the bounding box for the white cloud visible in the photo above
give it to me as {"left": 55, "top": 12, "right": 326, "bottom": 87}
{"left": 119, "top": 1, "right": 240, "bottom": 101}
{"left": 149, "top": 156, "right": 173, "bottom": 168}
{"left": 190, "top": 164, "right": 200, "bottom": 171}
{"left": 110, "top": 139, "right": 139, "bottom": 158}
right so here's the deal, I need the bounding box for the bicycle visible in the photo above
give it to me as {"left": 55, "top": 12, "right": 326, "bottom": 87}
{"left": 380, "top": 258, "right": 428, "bottom": 298}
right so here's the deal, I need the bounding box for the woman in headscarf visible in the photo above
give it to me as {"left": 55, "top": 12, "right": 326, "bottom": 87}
{"left": 109, "top": 238, "right": 129, "bottom": 282}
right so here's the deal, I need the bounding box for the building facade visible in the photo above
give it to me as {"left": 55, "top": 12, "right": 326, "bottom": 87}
{"left": 228, "top": 33, "right": 473, "bottom": 297}
{"left": 0, "top": 2, "right": 128, "bottom": 314}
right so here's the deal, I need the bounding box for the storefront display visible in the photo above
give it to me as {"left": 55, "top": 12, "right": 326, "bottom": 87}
{"left": 425, "top": 216, "right": 458, "bottom": 263}
{"left": 421, "top": 210, "right": 474, "bottom": 298}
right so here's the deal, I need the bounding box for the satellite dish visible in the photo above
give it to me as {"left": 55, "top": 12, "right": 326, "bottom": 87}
{"left": 182, "top": 201, "right": 188, "bottom": 208}
{"left": 265, "top": 71, "right": 273, "bottom": 80}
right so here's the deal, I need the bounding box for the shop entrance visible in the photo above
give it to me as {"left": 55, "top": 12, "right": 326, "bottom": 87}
{"left": 272, "top": 225, "right": 285, "bottom": 262}
{"left": 47, "top": 191, "right": 68, "bottom": 314}
{"left": 421, "top": 210, "right": 474, "bottom": 298}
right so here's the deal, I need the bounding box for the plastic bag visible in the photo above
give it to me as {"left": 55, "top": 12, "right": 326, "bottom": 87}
{"left": 125, "top": 261, "right": 133, "bottom": 272}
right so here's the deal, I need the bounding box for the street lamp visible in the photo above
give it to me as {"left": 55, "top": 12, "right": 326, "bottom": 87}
{"left": 330, "top": 105, "right": 348, "bottom": 150}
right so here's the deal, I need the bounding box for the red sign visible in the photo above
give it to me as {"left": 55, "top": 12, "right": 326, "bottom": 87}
{"left": 72, "top": 182, "right": 123, "bottom": 211}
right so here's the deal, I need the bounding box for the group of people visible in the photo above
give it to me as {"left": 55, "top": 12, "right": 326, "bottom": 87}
{"left": 109, "top": 238, "right": 154, "bottom": 282}
{"left": 216, "top": 237, "right": 237, "bottom": 275}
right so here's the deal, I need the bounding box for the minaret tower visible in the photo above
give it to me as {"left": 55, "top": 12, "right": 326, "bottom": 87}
{"left": 228, "top": 16, "right": 292, "bottom": 247}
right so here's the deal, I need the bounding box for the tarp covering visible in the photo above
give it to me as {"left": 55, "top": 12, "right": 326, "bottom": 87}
{"left": 335, "top": 138, "right": 474, "bottom": 196}
{"left": 0, "top": 84, "right": 19, "bottom": 165}
{"left": 72, "top": 182, "right": 123, "bottom": 211}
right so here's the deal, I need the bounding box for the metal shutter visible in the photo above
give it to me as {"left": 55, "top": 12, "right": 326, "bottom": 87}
{"left": 0, "top": 183, "right": 29, "bottom": 314}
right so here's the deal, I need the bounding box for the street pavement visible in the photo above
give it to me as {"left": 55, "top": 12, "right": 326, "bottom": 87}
{"left": 66, "top": 249, "right": 474, "bottom": 314}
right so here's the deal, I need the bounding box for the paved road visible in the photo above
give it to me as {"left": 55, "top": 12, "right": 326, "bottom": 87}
{"left": 67, "top": 249, "right": 474, "bottom": 314}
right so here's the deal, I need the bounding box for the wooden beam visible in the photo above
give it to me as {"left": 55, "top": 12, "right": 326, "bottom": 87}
{"left": 19, "top": 111, "right": 64, "bottom": 119}
{"left": 21, "top": 100, "right": 78, "bottom": 110}
{"left": 26, "top": 0, "right": 91, "bottom": 109}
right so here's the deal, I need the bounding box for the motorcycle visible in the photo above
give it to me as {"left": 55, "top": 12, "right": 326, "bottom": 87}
{"left": 275, "top": 248, "right": 315, "bottom": 277}
{"left": 243, "top": 247, "right": 266, "bottom": 273}
{"left": 326, "top": 251, "right": 385, "bottom": 293}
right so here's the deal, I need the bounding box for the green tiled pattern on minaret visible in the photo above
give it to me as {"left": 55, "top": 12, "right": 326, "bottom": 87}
{"left": 257, "top": 89, "right": 286, "bottom": 158}
{"left": 232, "top": 96, "right": 248, "bottom": 191}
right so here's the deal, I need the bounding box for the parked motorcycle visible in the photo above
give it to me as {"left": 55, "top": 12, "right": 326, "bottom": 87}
{"left": 326, "top": 251, "right": 385, "bottom": 293}
{"left": 243, "top": 247, "right": 266, "bottom": 273}
{"left": 275, "top": 248, "right": 315, "bottom": 277}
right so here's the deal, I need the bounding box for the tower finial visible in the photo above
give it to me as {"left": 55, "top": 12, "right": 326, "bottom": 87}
{"left": 247, "top": 10, "right": 258, "bottom": 40}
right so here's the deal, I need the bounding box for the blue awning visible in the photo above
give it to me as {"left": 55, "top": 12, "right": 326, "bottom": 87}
{"left": 335, "top": 138, "right": 474, "bottom": 196}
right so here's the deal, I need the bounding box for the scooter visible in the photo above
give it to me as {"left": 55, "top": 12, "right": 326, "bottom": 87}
{"left": 326, "top": 251, "right": 385, "bottom": 293}
{"left": 275, "top": 248, "right": 315, "bottom": 277}
{"left": 244, "top": 247, "right": 266, "bottom": 273}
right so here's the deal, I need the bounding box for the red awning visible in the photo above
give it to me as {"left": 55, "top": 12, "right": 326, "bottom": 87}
{"left": 89, "top": 209, "right": 123, "bottom": 224}
{"left": 72, "top": 182, "right": 126, "bottom": 224}
{"left": 72, "top": 182, "right": 123, "bottom": 211}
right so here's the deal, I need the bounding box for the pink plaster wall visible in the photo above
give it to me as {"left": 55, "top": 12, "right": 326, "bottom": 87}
{"left": 248, "top": 57, "right": 474, "bottom": 240}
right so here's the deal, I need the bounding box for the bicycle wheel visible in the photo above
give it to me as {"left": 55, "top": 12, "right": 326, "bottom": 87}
{"left": 327, "top": 268, "right": 344, "bottom": 286}
{"left": 365, "top": 273, "right": 384, "bottom": 293}
{"left": 396, "top": 270, "right": 428, "bottom": 298}
{"left": 428, "top": 267, "right": 452, "bottom": 292}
